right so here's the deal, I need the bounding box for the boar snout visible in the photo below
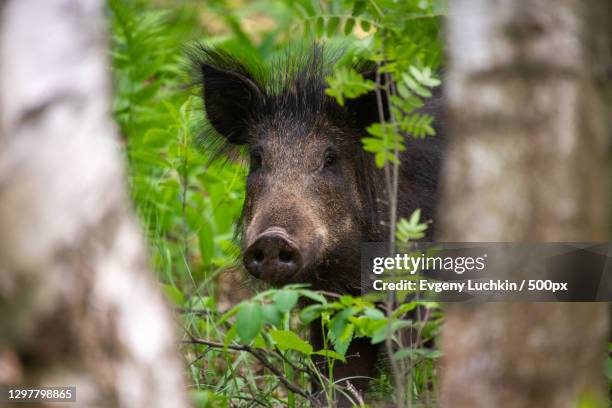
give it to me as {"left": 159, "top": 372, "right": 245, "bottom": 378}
{"left": 243, "top": 227, "right": 303, "bottom": 282}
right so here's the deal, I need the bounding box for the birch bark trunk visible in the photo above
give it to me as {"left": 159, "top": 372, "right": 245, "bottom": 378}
{"left": 0, "top": 1, "right": 188, "bottom": 406}
{"left": 439, "top": 0, "right": 611, "bottom": 406}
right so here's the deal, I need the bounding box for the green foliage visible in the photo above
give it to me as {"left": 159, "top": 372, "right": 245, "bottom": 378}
{"left": 325, "top": 66, "right": 375, "bottom": 106}
{"left": 270, "top": 330, "right": 313, "bottom": 355}
{"left": 236, "top": 302, "right": 264, "bottom": 342}
{"left": 396, "top": 209, "right": 429, "bottom": 242}
{"left": 213, "top": 285, "right": 442, "bottom": 404}
{"left": 363, "top": 122, "right": 406, "bottom": 167}
{"left": 290, "top": 0, "right": 444, "bottom": 168}
{"left": 110, "top": 0, "right": 247, "bottom": 291}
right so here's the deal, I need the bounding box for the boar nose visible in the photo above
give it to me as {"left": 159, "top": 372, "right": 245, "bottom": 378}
{"left": 243, "top": 228, "right": 302, "bottom": 280}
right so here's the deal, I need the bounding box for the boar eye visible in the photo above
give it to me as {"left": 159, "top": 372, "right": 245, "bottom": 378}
{"left": 249, "top": 148, "right": 263, "bottom": 170}
{"left": 323, "top": 149, "right": 337, "bottom": 169}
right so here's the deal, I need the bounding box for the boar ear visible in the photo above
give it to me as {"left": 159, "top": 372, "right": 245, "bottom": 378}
{"left": 199, "top": 63, "right": 263, "bottom": 145}
{"left": 345, "top": 68, "right": 389, "bottom": 128}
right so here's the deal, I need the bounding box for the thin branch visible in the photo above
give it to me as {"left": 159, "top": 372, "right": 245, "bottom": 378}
{"left": 344, "top": 380, "right": 365, "bottom": 407}
{"left": 183, "top": 336, "right": 311, "bottom": 400}
{"left": 232, "top": 395, "right": 268, "bottom": 408}
{"left": 175, "top": 306, "right": 235, "bottom": 317}
{"left": 314, "top": 290, "right": 343, "bottom": 300}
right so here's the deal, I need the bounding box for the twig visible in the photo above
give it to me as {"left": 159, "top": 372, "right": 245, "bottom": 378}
{"left": 232, "top": 395, "right": 268, "bottom": 408}
{"left": 184, "top": 336, "right": 311, "bottom": 400}
{"left": 175, "top": 306, "right": 234, "bottom": 316}
{"left": 344, "top": 380, "right": 365, "bottom": 407}
{"left": 314, "top": 290, "right": 343, "bottom": 299}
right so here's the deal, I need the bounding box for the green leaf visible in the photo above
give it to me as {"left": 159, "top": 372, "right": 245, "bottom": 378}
{"left": 330, "top": 308, "right": 354, "bottom": 341}
{"left": 298, "top": 289, "right": 327, "bottom": 304}
{"left": 339, "top": 295, "right": 355, "bottom": 306}
{"left": 262, "top": 304, "right": 282, "bottom": 327}
{"left": 410, "top": 66, "right": 441, "bottom": 87}
{"left": 396, "top": 209, "right": 429, "bottom": 242}
{"left": 375, "top": 152, "right": 386, "bottom": 168}
{"left": 402, "top": 72, "right": 432, "bottom": 98}
{"left": 333, "top": 324, "right": 354, "bottom": 357}
{"left": 270, "top": 330, "right": 313, "bottom": 355}
{"left": 391, "top": 302, "right": 418, "bottom": 318}
{"left": 313, "top": 349, "right": 346, "bottom": 362}
{"left": 273, "top": 290, "right": 299, "bottom": 313}
{"left": 235, "top": 302, "right": 263, "bottom": 343}
{"left": 316, "top": 17, "right": 325, "bottom": 37}
{"left": 325, "top": 67, "right": 375, "bottom": 106}
{"left": 326, "top": 17, "right": 340, "bottom": 37}
{"left": 198, "top": 222, "right": 214, "bottom": 267}
{"left": 363, "top": 122, "right": 406, "bottom": 168}
{"left": 343, "top": 18, "right": 355, "bottom": 35}
{"left": 355, "top": 318, "right": 387, "bottom": 337}
{"left": 363, "top": 307, "right": 385, "bottom": 320}
{"left": 410, "top": 208, "right": 421, "bottom": 225}
{"left": 396, "top": 82, "right": 412, "bottom": 99}
{"left": 300, "top": 304, "right": 326, "bottom": 324}
{"left": 370, "top": 319, "right": 413, "bottom": 344}
{"left": 362, "top": 137, "right": 385, "bottom": 152}
{"left": 360, "top": 19, "right": 371, "bottom": 32}
{"left": 352, "top": 0, "right": 367, "bottom": 16}
{"left": 253, "top": 333, "right": 267, "bottom": 349}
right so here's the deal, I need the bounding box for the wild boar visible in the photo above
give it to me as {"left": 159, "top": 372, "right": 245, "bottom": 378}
{"left": 190, "top": 44, "right": 443, "bottom": 404}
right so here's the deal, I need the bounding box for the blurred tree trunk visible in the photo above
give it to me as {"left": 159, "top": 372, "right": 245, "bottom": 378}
{"left": 0, "top": 1, "right": 188, "bottom": 407}
{"left": 440, "top": 1, "right": 610, "bottom": 407}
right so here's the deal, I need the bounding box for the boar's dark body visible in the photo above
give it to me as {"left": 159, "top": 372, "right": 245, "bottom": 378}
{"left": 190, "top": 45, "right": 443, "bottom": 404}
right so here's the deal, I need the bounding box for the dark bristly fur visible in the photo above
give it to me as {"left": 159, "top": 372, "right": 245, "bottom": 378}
{"left": 187, "top": 43, "right": 374, "bottom": 158}
{"left": 188, "top": 43, "right": 443, "bottom": 406}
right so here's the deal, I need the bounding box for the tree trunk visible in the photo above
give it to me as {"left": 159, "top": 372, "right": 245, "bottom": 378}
{"left": 439, "top": 1, "right": 610, "bottom": 407}
{"left": 0, "top": 1, "right": 188, "bottom": 407}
